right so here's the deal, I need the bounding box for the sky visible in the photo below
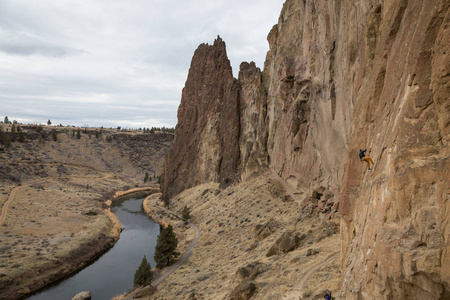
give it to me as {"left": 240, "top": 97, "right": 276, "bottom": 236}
{"left": 0, "top": 0, "right": 284, "bottom": 129}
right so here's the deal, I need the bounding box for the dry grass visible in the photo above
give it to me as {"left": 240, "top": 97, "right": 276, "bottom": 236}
{"left": 0, "top": 125, "right": 171, "bottom": 300}
{"left": 125, "top": 174, "right": 341, "bottom": 300}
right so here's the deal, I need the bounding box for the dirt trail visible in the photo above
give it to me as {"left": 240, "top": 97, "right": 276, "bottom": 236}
{"left": 268, "top": 170, "right": 340, "bottom": 299}
{"left": 297, "top": 253, "right": 339, "bottom": 295}
{"left": 149, "top": 196, "right": 199, "bottom": 287}
{"left": 0, "top": 186, "right": 18, "bottom": 224}
{"left": 124, "top": 197, "right": 199, "bottom": 299}
{"left": 0, "top": 163, "right": 113, "bottom": 226}
{"left": 282, "top": 252, "right": 339, "bottom": 300}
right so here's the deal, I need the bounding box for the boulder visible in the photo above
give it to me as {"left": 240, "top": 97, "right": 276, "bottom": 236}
{"left": 266, "top": 231, "right": 304, "bottom": 257}
{"left": 71, "top": 291, "right": 91, "bottom": 300}
{"left": 254, "top": 220, "right": 278, "bottom": 241}
{"left": 230, "top": 262, "right": 267, "bottom": 288}
{"left": 228, "top": 280, "right": 256, "bottom": 300}
{"left": 133, "top": 285, "right": 156, "bottom": 298}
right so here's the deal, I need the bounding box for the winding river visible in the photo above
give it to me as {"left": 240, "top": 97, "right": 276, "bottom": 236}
{"left": 26, "top": 197, "right": 160, "bottom": 300}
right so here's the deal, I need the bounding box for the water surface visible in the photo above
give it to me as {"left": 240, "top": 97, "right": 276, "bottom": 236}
{"left": 26, "top": 197, "right": 160, "bottom": 300}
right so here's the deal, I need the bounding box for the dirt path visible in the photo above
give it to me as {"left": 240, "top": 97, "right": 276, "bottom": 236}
{"left": 149, "top": 196, "right": 199, "bottom": 287}
{"left": 0, "top": 186, "right": 18, "bottom": 225}
{"left": 124, "top": 197, "right": 199, "bottom": 299}
{"left": 0, "top": 163, "right": 113, "bottom": 226}
{"left": 269, "top": 170, "right": 340, "bottom": 299}
{"left": 282, "top": 252, "right": 339, "bottom": 300}
{"left": 297, "top": 252, "right": 339, "bottom": 292}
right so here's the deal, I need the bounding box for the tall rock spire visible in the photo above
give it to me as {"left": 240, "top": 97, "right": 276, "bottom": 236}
{"left": 162, "top": 36, "right": 240, "bottom": 197}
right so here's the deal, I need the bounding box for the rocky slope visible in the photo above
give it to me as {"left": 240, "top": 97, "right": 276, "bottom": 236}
{"left": 162, "top": 0, "right": 449, "bottom": 299}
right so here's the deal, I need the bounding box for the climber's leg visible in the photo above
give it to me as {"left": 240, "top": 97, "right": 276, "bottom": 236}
{"left": 362, "top": 157, "right": 371, "bottom": 168}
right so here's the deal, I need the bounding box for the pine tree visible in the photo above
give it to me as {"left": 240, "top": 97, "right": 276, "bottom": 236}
{"left": 10, "top": 124, "right": 16, "bottom": 142}
{"left": 182, "top": 206, "right": 191, "bottom": 221}
{"left": 47, "top": 119, "right": 51, "bottom": 126}
{"left": 162, "top": 187, "right": 170, "bottom": 208}
{"left": 0, "top": 126, "right": 11, "bottom": 146}
{"left": 134, "top": 256, "right": 153, "bottom": 286}
{"left": 17, "top": 126, "right": 25, "bottom": 143}
{"left": 154, "top": 224, "right": 178, "bottom": 268}
{"left": 51, "top": 129, "right": 58, "bottom": 141}
{"left": 4, "top": 116, "right": 9, "bottom": 124}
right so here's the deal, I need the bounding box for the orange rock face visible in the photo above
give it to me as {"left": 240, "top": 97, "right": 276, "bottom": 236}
{"left": 163, "top": 0, "right": 449, "bottom": 298}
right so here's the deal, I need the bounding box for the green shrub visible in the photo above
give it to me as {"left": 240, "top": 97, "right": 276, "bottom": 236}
{"left": 134, "top": 256, "right": 153, "bottom": 286}
{"left": 182, "top": 206, "right": 191, "bottom": 221}
{"left": 154, "top": 225, "right": 178, "bottom": 268}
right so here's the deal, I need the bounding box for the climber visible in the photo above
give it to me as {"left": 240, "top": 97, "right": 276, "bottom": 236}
{"left": 324, "top": 289, "right": 332, "bottom": 300}
{"left": 359, "top": 149, "right": 374, "bottom": 170}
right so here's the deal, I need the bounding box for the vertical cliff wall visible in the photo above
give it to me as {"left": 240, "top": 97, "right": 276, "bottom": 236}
{"left": 338, "top": 0, "right": 450, "bottom": 298}
{"left": 163, "top": 37, "right": 240, "bottom": 197}
{"left": 162, "top": 0, "right": 449, "bottom": 298}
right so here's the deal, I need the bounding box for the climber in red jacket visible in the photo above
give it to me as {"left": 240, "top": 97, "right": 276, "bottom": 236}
{"left": 359, "top": 149, "right": 374, "bottom": 170}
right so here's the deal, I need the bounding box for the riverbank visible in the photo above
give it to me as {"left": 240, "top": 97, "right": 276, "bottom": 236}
{"left": 123, "top": 174, "right": 341, "bottom": 299}
{"left": 0, "top": 126, "right": 172, "bottom": 300}
{"left": 104, "top": 187, "right": 160, "bottom": 240}
{"left": 0, "top": 187, "right": 160, "bottom": 300}
{"left": 113, "top": 192, "right": 197, "bottom": 299}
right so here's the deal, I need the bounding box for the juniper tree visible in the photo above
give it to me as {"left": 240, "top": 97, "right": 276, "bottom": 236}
{"left": 162, "top": 187, "right": 170, "bottom": 208}
{"left": 17, "top": 126, "right": 25, "bottom": 143}
{"left": 182, "top": 206, "right": 191, "bottom": 222}
{"left": 0, "top": 126, "right": 11, "bottom": 146}
{"left": 51, "top": 129, "right": 57, "bottom": 141}
{"left": 134, "top": 255, "right": 153, "bottom": 286}
{"left": 10, "top": 124, "right": 16, "bottom": 142}
{"left": 154, "top": 224, "right": 178, "bottom": 268}
{"left": 144, "top": 172, "right": 149, "bottom": 183}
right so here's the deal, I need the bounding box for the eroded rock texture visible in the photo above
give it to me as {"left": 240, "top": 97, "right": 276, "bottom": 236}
{"left": 338, "top": 1, "right": 450, "bottom": 298}
{"left": 163, "top": 0, "right": 449, "bottom": 298}
{"left": 162, "top": 37, "right": 240, "bottom": 197}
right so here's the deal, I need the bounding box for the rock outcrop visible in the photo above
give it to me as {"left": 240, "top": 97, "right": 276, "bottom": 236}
{"left": 266, "top": 230, "right": 305, "bottom": 257}
{"left": 162, "top": 37, "right": 240, "bottom": 197}
{"left": 71, "top": 291, "right": 91, "bottom": 300}
{"left": 338, "top": 1, "right": 450, "bottom": 298}
{"left": 162, "top": 0, "right": 449, "bottom": 298}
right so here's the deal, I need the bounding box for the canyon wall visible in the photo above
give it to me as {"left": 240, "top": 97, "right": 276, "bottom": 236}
{"left": 163, "top": 0, "right": 449, "bottom": 298}
{"left": 338, "top": 0, "right": 450, "bottom": 298}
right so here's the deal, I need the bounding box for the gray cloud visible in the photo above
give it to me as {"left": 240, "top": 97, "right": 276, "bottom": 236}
{"left": 0, "top": 0, "right": 284, "bottom": 128}
{"left": 0, "top": 35, "right": 83, "bottom": 57}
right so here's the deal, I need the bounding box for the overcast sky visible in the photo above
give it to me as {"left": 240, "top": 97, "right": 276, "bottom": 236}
{"left": 0, "top": 0, "right": 284, "bottom": 129}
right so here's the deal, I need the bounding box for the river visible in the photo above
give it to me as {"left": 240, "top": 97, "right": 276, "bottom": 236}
{"left": 26, "top": 197, "right": 160, "bottom": 300}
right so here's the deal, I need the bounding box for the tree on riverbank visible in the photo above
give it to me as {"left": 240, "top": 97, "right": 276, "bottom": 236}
{"left": 134, "top": 256, "right": 153, "bottom": 286}
{"left": 154, "top": 224, "right": 178, "bottom": 268}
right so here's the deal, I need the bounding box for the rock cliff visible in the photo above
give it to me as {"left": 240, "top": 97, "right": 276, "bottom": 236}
{"left": 162, "top": 0, "right": 449, "bottom": 298}
{"left": 163, "top": 37, "right": 240, "bottom": 197}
